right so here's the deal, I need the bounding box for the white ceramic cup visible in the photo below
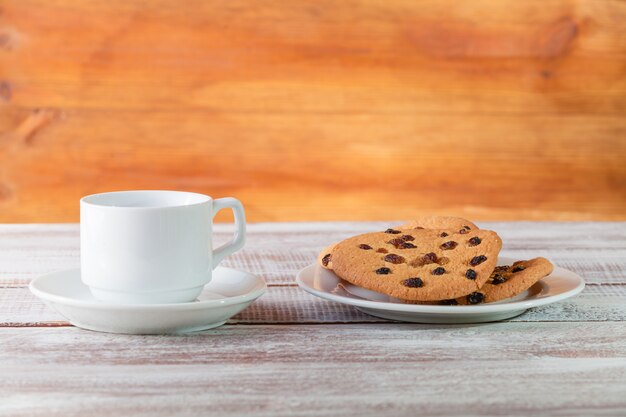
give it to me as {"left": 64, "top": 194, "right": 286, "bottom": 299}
{"left": 80, "top": 190, "right": 246, "bottom": 304}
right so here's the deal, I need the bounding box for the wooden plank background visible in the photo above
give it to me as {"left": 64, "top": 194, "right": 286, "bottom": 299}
{"left": 0, "top": 0, "right": 625, "bottom": 222}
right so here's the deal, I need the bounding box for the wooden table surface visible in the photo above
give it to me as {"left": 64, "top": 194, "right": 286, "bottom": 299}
{"left": 1, "top": 221, "right": 626, "bottom": 416}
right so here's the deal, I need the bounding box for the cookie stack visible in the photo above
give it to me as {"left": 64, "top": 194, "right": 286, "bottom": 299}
{"left": 318, "top": 217, "right": 554, "bottom": 305}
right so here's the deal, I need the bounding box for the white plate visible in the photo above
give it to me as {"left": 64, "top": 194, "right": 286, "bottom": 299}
{"left": 296, "top": 257, "right": 585, "bottom": 324}
{"left": 29, "top": 267, "right": 266, "bottom": 334}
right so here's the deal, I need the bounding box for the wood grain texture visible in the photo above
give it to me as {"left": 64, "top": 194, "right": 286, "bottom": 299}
{"left": 1, "top": 0, "right": 625, "bottom": 222}
{"left": 3, "top": 284, "right": 626, "bottom": 327}
{"left": 0, "top": 222, "right": 624, "bottom": 326}
{"left": 1, "top": 222, "right": 624, "bottom": 285}
{"left": 1, "top": 222, "right": 625, "bottom": 416}
{"left": 2, "top": 324, "right": 626, "bottom": 417}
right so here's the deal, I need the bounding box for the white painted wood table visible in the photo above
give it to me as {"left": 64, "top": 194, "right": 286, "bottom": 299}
{"left": 1, "top": 222, "right": 626, "bottom": 416}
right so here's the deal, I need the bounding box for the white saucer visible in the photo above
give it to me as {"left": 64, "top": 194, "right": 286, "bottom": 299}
{"left": 29, "top": 267, "right": 266, "bottom": 334}
{"left": 296, "top": 257, "right": 585, "bottom": 324}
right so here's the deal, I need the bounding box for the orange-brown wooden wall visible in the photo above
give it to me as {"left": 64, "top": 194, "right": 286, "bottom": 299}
{"left": 1, "top": 0, "right": 625, "bottom": 222}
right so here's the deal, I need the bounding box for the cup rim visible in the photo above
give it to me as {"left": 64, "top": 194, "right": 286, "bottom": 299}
{"left": 80, "top": 190, "right": 212, "bottom": 210}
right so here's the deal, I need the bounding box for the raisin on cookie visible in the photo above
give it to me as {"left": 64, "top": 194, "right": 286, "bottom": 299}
{"left": 317, "top": 244, "right": 336, "bottom": 270}
{"left": 330, "top": 228, "right": 502, "bottom": 301}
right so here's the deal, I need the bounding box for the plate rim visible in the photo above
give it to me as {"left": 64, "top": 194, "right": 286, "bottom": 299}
{"left": 296, "top": 257, "right": 585, "bottom": 315}
{"left": 29, "top": 266, "right": 267, "bottom": 311}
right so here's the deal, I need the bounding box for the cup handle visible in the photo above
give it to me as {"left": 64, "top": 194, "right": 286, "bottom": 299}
{"left": 211, "top": 197, "right": 246, "bottom": 269}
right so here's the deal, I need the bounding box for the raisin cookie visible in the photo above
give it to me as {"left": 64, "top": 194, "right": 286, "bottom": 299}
{"left": 398, "top": 216, "right": 478, "bottom": 235}
{"left": 438, "top": 257, "right": 554, "bottom": 305}
{"left": 318, "top": 244, "right": 336, "bottom": 270}
{"left": 318, "top": 217, "right": 478, "bottom": 270}
{"left": 330, "top": 228, "right": 503, "bottom": 301}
